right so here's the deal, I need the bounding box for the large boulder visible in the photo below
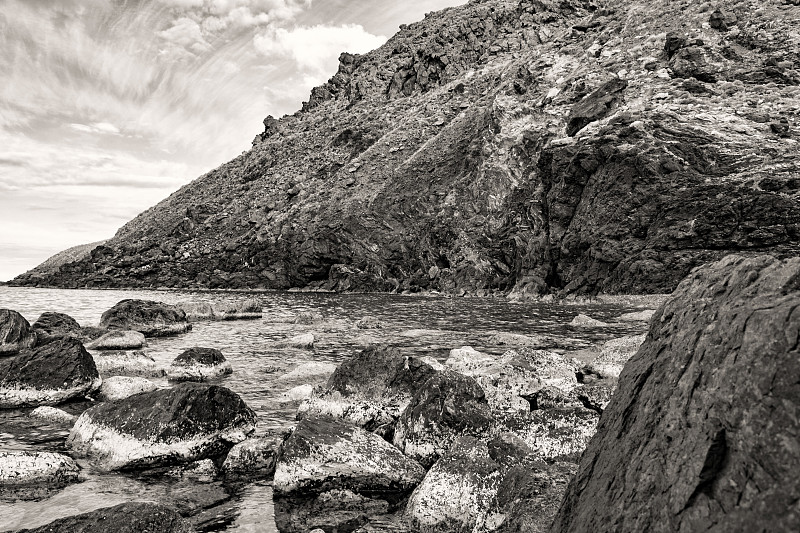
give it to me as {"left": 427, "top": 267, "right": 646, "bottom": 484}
{"left": 166, "top": 347, "right": 232, "bottom": 382}
{"left": 552, "top": 255, "right": 800, "bottom": 533}
{"left": 298, "top": 346, "right": 438, "bottom": 432}
{"left": 393, "top": 370, "right": 492, "bottom": 468}
{"left": 274, "top": 416, "right": 425, "bottom": 533}
{"left": 493, "top": 408, "right": 599, "bottom": 463}
{"left": 18, "top": 502, "right": 192, "bottom": 533}
{"left": 99, "top": 299, "right": 190, "bottom": 337}
{"left": 31, "top": 312, "right": 83, "bottom": 344}
{"left": 0, "top": 337, "right": 101, "bottom": 408}
{"left": 0, "top": 309, "right": 36, "bottom": 355}
{"left": 406, "top": 436, "right": 503, "bottom": 533}
{"left": 68, "top": 382, "right": 256, "bottom": 470}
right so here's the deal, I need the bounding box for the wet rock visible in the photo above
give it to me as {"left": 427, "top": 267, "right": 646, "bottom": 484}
{"left": 394, "top": 370, "right": 492, "bottom": 468}
{"left": 553, "top": 255, "right": 800, "bottom": 533}
{"left": 18, "top": 502, "right": 192, "bottom": 533}
{"left": 406, "top": 437, "right": 503, "bottom": 533}
{"left": 167, "top": 457, "right": 218, "bottom": 481}
{"left": 97, "top": 376, "right": 158, "bottom": 401}
{"left": 30, "top": 406, "right": 77, "bottom": 424}
{"left": 490, "top": 461, "right": 578, "bottom": 533}
{"left": 222, "top": 434, "right": 282, "bottom": 477}
{"left": 0, "top": 337, "right": 101, "bottom": 408}
{"left": 99, "top": 299, "right": 191, "bottom": 337}
{"left": 617, "top": 309, "right": 656, "bottom": 322}
{"left": 282, "top": 384, "right": 314, "bottom": 402}
{"left": 0, "top": 309, "right": 36, "bottom": 355}
{"left": 0, "top": 451, "right": 80, "bottom": 487}
{"left": 279, "top": 361, "right": 337, "bottom": 380}
{"left": 356, "top": 316, "right": 385, "bottom": 329}
{"left": 293, "top": 311, "right": 323, "bottom": 325}
{"left": 282, "top": 332, "right": 315, "bottom": 349}
{"left": 31, "top": 312, "right": 82, "bottom": 344}
{"left": 214, "top": 298, "right": 262, "bottom": 320}
{"left": 68, "top": 382, "right": 256, "bottom": 471}
{"left": 298, "top": 346, "right": 438, "bottom": 432}
{"left": 569, "top": 314, "right": 608, "bottom": 327}
{"left": 566, "top": 77, "right": 627, "bottom": 136}
{"left": 275, "top": 489, "right": 391, "bottom": 533}
{"left": 274, "top": 417, "right": 425, "bottom": 496}
{"left": 582, "top": 334, "right": 645, "bottom": 380}
{"left": 86, "top": 330, "right": 146, "bottom": 350}
{"left": 93, "top": 350, "right": 166, "bottom": 377}
{"left": 493, "top": 407, "right": 599, "bottom": 463}
{"left": 167, "top": 347, "right": 232, "bottom": 382}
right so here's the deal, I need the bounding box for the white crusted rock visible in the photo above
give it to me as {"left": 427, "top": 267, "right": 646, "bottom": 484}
{"left": 98, "top": 376, "right": 158, "bottom": 401}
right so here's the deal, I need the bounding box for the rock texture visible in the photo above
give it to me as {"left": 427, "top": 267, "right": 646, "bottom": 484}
{"left": 31, "top": 312, "right": 83, "bottom": 344}
{"left": 0, "top": 309, "right": 36, "bottom": 355}
{"left": 166, "top": 347, "right": 232, "bottom": 382}
{"left": 93, "top": 350, "right": 165, "bottom": 377}
{"left": 68, "top": 382, "right": 256, "bottom": 470}
{"left": 18, "top": 502, "right": 192, "bottom": 533}
{"left": 11, "top": 0, "right": 800, "bottom": 296}
{"left": 0, "top": 451, "right": 80, "bottom": 487}
{"left": 551, "top": 255, "right": 800, "bottom": 533}
{"left": 86, "top": 330, "right": 146, "bottom": 350}
{"left": 0, "top": 337, "right": 101, "bottom": 408}
{"left": 99, "top": 299, "right": 190, "bottom": 337}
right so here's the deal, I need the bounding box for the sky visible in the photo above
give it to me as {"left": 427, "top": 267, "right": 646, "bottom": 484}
{"left": 0, "top": 0, "right": 465, "bottom": 282}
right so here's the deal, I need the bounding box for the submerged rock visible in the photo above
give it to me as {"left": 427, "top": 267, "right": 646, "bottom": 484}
{"left": 356, "top": 316, "right": 385, "bottom": 329}
{"left": 0, "top": 309, "right": 36, "bottom": 355}
{"left": 406, "top": 437, "right": 503, "bottom": 533}
{"left": 394, "top": 370, "right": 492, "bottom": 468}
{"left": 0, "top": 451, "right": 80, "bottom": 487}
{"left": 93, "top": 350, "right": 166, "bottom": 377}
{"left": 31, "top": 312, "right": 83, "bottom": 344}
{"left": 552, "top": 255, "right": 800, "bottom": 533}
{"left": 99, "top": 299, "right": 190, "bottom": 337}
{"left": 279, "top": 361, "right": 337, "bottom": 381}
{"left": 167, "top": 347, "right": 232, "bottom": 382}
{"left": 97, "top": 376, "right": 158, "bottom": 401}
{"left": 0, "top": 337, "right": 101, "bottom": 408}
{"left": 30, "top": 406, "right": 77, "bottom": 424}
{"left": 86, "top": 330, "right": 146, "bottom": 350}
{"left": 297, "top": 346, "right": 438, "bottom": 432}
{"left": 282, "top": 332, "right": 315, "bottom": 349}
{"left": 68, "top": 382, "right": 256, "bottom": 471}
{"left": 18, "top": 502, "right": 192, "bottom": 533}
{"left": 569, "top": 314, "right": 608, "bottom": 327}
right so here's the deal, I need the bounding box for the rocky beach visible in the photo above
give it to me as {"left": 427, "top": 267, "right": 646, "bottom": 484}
{"left": 2, "top": 0, "right": 799, "bottom": 531}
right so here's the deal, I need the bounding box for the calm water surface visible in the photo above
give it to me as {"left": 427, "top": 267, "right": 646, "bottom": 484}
{"left": 0, "top": 287, "right": 646, "bottom": 532}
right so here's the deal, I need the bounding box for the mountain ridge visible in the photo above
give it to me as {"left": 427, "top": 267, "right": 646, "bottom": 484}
{"left": 12, "top": 0, "right": 800, "bottom": 297}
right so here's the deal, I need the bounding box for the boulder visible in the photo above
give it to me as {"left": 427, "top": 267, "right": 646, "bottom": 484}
{"left": 552, "top": 255, "right": 800, "bottom": 533}
{"left": 569, "top": 314, "right": 608, "bottom": 327}
{"left": 18, "top": 502, "right": 192, "bottom": 533}
{"left": 166, "top": 347, "right": 232, "bottom": 382}
{"left": 222, "top": 435, "right": 283, "bottom": 477}
{"left": 97, "top": 376, "right": 158, "bottom": 401}
{"left": 0, "top": 451, "right": 80, "bottom": 487}
{"left": 86, "top": 330, "right": 146, "bottom": 350}
{"left": 356, "top": 316, "right": 385, "bottom": 329}
{"left": 282, "top": 332, "right": 315, "bottom": 349}
{"left": 406, "top": 436, "right": 503, "bottom": 533}
{"left": 282, "top": 384, "right": 314, "bottom": 402}
{"left": 582, "top": 334, "right": 645, "bottom": 380}
{"left": 445, "top": 347, "right": 577, "bottom": 413}
{"left": 0, "top": 309, "right": 36, "bottom": 355}
{"left": 31, "top": 312, "right": 82, "bottom": 344}
{"left": 617, "top": 309, "right": 655, "bottom": 322}
{"left": 297, "top": 346, "right": 438, "bottom": 432}
{"left": 293, "top": 311, "right": 323, "bottom": 324}
{"left": 279, "top": 361, "right": 337, "bottom": 380}
{"left": 214, "top": 298, "right": 262, "bottom": 320}
{"left": 180, "top": 301, "right": 215, "bottom": 320}
{"left": 30, "top": 406, "right": 77, "bottom": 424}
{"left": 99, "top": 299, "right": 190, "bottom": 337}
{"left": 93, "top": 350, "right": 165, "bottom": 377}
{"left": 393, "top": 370, "right": 492, "bottom": 468}
{"left": 274, "top": 416, "right": 424, "bottom": 532}
{"left": 68, "top": 382, "right": 256, "bottom": 470}
{"left": 0, "top": 337, "right": 101, "bottom": 408}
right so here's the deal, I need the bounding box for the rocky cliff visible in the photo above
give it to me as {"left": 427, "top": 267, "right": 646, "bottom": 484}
{"left": 12, "top": 0, "right": 800, "bottom": 296}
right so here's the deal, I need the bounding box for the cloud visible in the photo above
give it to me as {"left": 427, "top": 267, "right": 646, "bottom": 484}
{"left": 254, "top": 24, "right": 385, "bottom": 84}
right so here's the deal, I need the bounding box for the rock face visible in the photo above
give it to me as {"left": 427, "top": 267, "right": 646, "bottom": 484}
{"left": 0, "top": 337, "right": 101, "bottom": 408}
{"left": 0, "top": 451, "right": 80, "bottom": 487}
{"left": 99, "top": 300, "right": 190, "bottom": 337}
{"left": 68, "top": 382, "right": 256, "bottom": 470}
{"left": 552, "top": 255, "right": 800, "bottom": 533}
{"left": 12, "top": 0, "right": 800, "bottom": 297}
{"left": 166, "top": 347, "right": 232, "bottom": 382}
{"left": 0, "top": 309, "right": 37, "bottom": 355}
{"left": 18, "top": 502, "right": 192, "bottom": 533}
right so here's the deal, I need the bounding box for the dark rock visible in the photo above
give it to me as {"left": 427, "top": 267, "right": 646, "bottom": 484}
{"left": 664, "top": 31, "right": 686, "bottom": 58}
{"left": 0, "top": 337, "right": 101, "bottom": 408}
{"left": 167, "top": 347, "right": 232, "bottom": 382}
{"left": 566, "top": 77, "right": 627, "bottom": 136}
{"left": 0, "top": 309, "right": 36, "bottom": 355}
{"left": 18, "top": 502, "right": 192, "bottom": 533}
{"left": 31, "top": 312, "right": 82, "bottom": 344}
{"left": 221, "top": 435, "right": 283, "bottom": 477}
{"left": 771, "top": 117, "right": 791, "bottom": 138}
{"left": 393, "top": 370, "right": 492, "bottom": 468}
{"left": 298, "top": 345, "right": 438, "bottom": 431}
{"left": 99, "top": 299, "right": 191, "bottom": 337}
{"left": 669, "top": 45, "right": 725, "bottom": 82}
{"left": 68, "top": 382, "right": 256, "bottom": 470}
{"left": 552, "top": 255, "right": 800, "bottom": 533}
